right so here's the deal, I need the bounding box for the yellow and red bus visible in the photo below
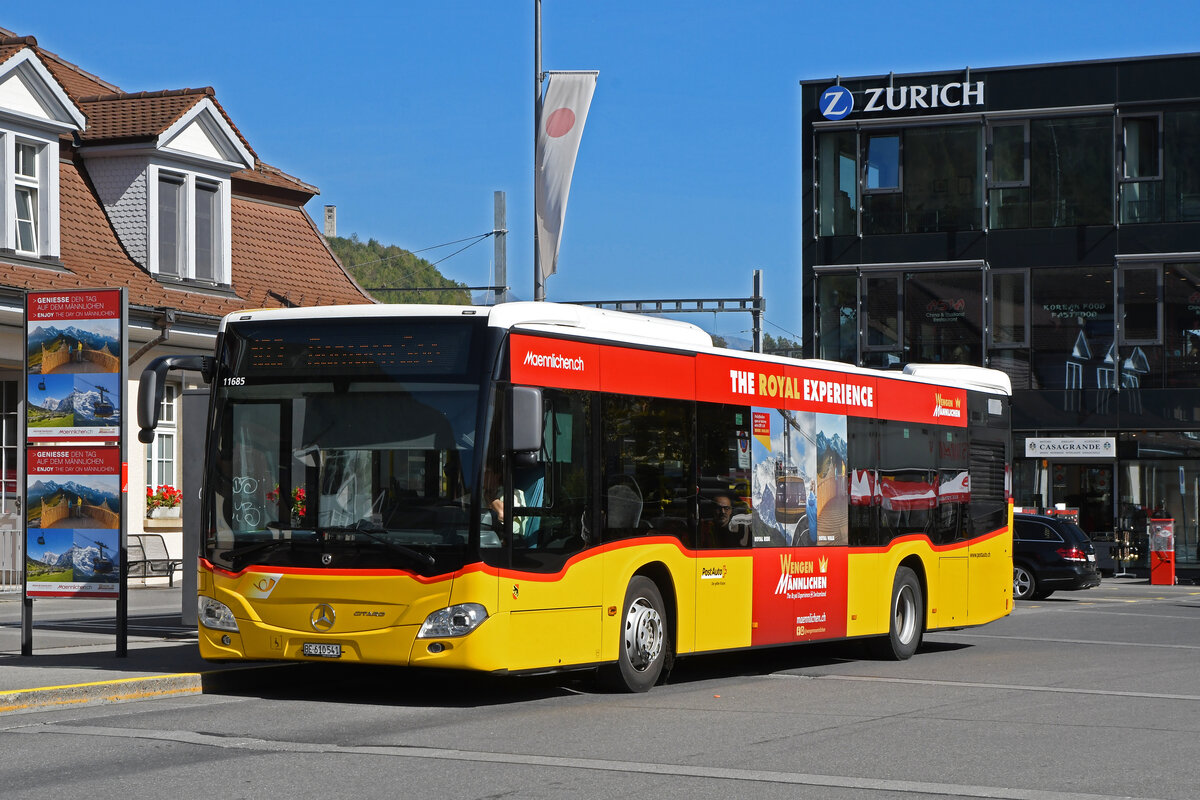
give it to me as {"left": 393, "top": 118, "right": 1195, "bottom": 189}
{"left": 138, "top": 302, "right": 1013, "bottom": 692}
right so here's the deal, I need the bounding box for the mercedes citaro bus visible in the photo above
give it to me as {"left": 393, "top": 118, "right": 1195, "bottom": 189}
{"left": 138, "top": 302, "right": 1013, "bottom": 691}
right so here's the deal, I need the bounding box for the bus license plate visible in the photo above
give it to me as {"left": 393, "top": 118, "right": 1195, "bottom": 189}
{"left": 302, "top": 642, "right": 342, "bottom": 658}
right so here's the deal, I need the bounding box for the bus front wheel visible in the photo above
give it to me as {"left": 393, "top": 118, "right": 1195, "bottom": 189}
{"left": 606, "top": 576, "right": 669, "bottom": 692}
{"left": 872, "top": 566, "right": 924, "bottom": 660}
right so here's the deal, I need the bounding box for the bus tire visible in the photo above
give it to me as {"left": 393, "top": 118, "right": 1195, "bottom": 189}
{"left": 872, "top": 566, "right": 923, "bottom": 660}
{"left": 606, "top": 576, "right": 669, "bottom": 692}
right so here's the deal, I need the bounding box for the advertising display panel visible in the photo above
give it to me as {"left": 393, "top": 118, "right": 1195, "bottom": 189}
{"left": 26, "top": 289, "right": 123, "bottom": 442}
{"left": 25, "top": 446, "right": 122, "bottom": 598}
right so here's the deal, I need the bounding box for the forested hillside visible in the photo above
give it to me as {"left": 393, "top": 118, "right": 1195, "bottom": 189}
{"left": 327, "top": 234, "right": 471, "bottom": 305}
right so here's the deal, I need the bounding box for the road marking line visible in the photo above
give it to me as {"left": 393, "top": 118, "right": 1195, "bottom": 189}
{"left": 10, "top": 723, "right": 1169, "bottom": 800}
{"left": 794, "top": 674, "right": 1200, "bottom": 702}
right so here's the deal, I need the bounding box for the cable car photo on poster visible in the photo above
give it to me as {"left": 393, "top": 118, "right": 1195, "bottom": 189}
{"left": 26, "top": 289, "right": 123, "bottom": 441}
{"left": 25, "top": 446, "right": 122, "bottom": 598}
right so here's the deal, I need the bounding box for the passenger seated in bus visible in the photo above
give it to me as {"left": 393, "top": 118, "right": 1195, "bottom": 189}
{"left": 604, "top": 481, "right": 643, "bottom": 538}
{"left": 700, "top": 491, "right": 748, "bottom": 547}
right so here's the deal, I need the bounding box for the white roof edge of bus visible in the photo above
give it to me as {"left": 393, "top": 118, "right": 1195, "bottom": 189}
{"left": 216, "top": 303, "right": 480, "bottom": 332}
{"left": 488, "top": 302, "right": 714, "bottom": 349}
{"left": 902, "top": 363, "right": 1013, "bottom": 396}
{"left": 218, "top": 302, "right": 714, "bottom": 350}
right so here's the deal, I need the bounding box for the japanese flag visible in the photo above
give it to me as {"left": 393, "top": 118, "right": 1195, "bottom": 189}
{"left": 536, "top": 71, "right": 597, "bottom": 282}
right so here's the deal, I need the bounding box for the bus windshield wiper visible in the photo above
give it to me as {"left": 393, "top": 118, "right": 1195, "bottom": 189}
{"left": 219, "top": 538, "right": 297, "bottom": 569}
{"left": 320, "top": 520, "right": 437, "bottom": 569}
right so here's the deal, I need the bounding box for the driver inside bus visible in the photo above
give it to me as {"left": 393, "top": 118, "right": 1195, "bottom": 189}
{"left": 480, "top": 464, "right": 524, "bottom": 545}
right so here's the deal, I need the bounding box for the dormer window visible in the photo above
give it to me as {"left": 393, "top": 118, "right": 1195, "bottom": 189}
{"left": 150, "top": 165, "right": 229, "bottom": 284}
{"left": 14, "top": 141, "right": 39, "bottom": 253}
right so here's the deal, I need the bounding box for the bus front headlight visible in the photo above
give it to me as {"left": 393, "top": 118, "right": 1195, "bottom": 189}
{"left": 418, "top": 603, "right": 488, "bottom": 638}
{"left": 198, "top": 596, "right": 239, "bottom": 632}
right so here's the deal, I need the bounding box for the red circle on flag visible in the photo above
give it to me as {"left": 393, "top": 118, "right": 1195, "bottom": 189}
{"left": 545, "top": 108, "right": 576, "bottom": 138}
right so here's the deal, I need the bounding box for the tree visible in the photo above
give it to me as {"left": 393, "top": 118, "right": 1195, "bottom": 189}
{"left": 326, "top": 234, "right": 471, "bottom": 305}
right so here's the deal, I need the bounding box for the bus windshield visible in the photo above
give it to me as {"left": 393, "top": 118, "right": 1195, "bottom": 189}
{"left": 204, "top": 317, "right": 489, "bottom": 573}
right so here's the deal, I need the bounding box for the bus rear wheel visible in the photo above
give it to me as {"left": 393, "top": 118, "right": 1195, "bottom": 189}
{"left": 606, "top": 576, "right": 669, "bottom": 692}
{"left": 872, "top": 566, "right": 923, "bottom": 660}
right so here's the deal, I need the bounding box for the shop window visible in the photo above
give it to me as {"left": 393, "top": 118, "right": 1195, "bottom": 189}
{"left": 817, "top": 130, "right": 858, "bottom": 237}
{"left": 989, "top": 270, "right": 1029, "bottom": 347}
{"left": 1120, "top": 115, "right": 1162, "bottom": 223}
{"left": 1030, "top": 267, "right": 1115, "bottom": 390}
{"left": 1162, "top": 262, "right": 1200, "bottom": 387}
{"left": 903, "top": 269, "right": 983, "bottom": 365}
{"left": 1119, "top": 265, "right": 1162, "bottom": 345}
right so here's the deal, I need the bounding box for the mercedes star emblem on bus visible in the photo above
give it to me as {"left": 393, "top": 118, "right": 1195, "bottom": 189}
{"left": 310, "top": 604, "right": 336, "bottom": 632}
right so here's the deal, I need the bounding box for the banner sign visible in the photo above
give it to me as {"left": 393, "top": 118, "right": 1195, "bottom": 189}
{"left": 1024, "top": 437, "right": 1116, "bottom": 458}
{"left": 25, "top": 446, "right": 122, "bottom": 598}
{"left": 26, "top": 289, "right": 123, "bottom": 441}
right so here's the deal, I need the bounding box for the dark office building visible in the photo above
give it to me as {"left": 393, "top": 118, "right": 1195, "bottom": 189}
{"left": 801, "top": 54, "right": 1200, "bottom": 568}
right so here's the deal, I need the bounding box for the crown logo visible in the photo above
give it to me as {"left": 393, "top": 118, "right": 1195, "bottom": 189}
{"left": 818, "top": 556, "right": 828, "bottom": 573}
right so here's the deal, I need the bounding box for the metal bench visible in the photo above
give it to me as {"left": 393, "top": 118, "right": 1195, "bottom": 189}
{"left": 127, "top": 533, "right": 183, "bottom": 587}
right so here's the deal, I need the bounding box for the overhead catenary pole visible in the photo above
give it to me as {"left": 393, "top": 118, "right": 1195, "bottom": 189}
{"left": 533, "top": 0, "right": 544, "bottom": 301}
{"left": 494, "top": 191, "right": 507, "bottom": 304}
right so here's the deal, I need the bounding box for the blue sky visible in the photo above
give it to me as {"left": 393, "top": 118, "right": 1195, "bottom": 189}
{"left": 7, "top": 2, "right": 1200, "bottom": 347}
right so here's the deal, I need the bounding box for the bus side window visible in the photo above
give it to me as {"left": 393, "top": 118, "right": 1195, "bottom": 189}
{"left": 511, "top": 389, "right": 591, "bottom": 564}
{"left": 601, "top": 395, "right": 694, "bottom": 544}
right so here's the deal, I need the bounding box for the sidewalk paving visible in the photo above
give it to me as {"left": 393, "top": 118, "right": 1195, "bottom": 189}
{"left": 0, "top": 585, "right": 275, "bottom": 715}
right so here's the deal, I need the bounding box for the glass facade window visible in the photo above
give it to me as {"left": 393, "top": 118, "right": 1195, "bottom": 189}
{"left": 862, "top": 133, "right": 902, "bottom": 235}
{"left": 1030, "top": 116, "right": 1113, "bottom": 227}
{"left": 1163, "top": 109, "right": 1200, "bottom": 222}
{"left": 862, "top": 274, "right": 901, "bottom": 368}
{"left": 1121, "top": 115, "right": 1162, "bottom": 223}
{"left": 903, "top": 126, "right": 981, "bottom": 233}
{"left": 1163, "top": 262, "right": 1200, "bottom": 389}
{"left": 818, "top": 131, "right": 858, "bottom": 237}
{"left": 1030, "top": 267, "right": 1115, "bottom": 390}
{"left": 903, "top": 270, "right": 983, "bottom": 364}
{"left": 816, "top": 273, "right": 858, "bottom": 363}
{"left": 864, "top": 134, "right": 900, "bottom": 191}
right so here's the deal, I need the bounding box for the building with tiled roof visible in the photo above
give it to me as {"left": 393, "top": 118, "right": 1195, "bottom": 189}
{"left": 0, "top": 27, "right": 373, "bottom": 583}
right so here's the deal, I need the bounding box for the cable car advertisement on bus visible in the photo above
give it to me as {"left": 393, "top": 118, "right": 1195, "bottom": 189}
{"left": 747, "top": 405, "right": 849, "bottom": 645}
{"left": 25, "top": 289, "right": 123, "bottom": 441}
{"left": 25, "top": 446, "right": 122, "bottom": 598}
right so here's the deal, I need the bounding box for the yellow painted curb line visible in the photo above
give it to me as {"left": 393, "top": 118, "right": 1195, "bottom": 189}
{"left": 0, "top": 673, "right": 203, "bottom": 714}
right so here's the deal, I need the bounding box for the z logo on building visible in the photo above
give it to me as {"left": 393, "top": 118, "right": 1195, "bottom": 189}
{"left": 819, "top": 86, "right": 853, "bottom": 120}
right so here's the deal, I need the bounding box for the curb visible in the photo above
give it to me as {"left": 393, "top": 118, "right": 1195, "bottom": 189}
{"left": 0, "top": 673, "right": 203, "bottom": 715}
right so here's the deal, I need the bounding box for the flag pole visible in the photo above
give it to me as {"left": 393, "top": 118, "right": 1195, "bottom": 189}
{"left": 533, "top": 0, "right": 545, "bottom": 301}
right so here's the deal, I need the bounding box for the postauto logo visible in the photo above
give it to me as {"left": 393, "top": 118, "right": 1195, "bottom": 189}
{"left": 819, "top": 86, "right": 853, "bottom": 120}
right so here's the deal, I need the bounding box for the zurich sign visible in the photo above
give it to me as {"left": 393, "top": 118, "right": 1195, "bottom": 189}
{"left": 819, "top": 86, "right": 853, "bottom": 120}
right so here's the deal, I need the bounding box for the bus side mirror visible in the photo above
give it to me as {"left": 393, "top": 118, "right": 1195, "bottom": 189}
{"left": 137, "top": 355, "right": 214, "bottom": 443}
{"left": 511, "top": 386, "right": 543, "bottom": 467}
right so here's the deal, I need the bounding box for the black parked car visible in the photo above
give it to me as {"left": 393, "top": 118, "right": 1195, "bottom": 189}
{"left": 1013, "top": 513, "right": 1102, "bottom": 600}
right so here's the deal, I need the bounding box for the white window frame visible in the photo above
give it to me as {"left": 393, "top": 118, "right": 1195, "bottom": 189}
{"left": 0, "top": 129, "right": 58, "bottom": 257}
{"left": 144, "top": 382, "right": 178, "bottom": 498}
{"left": 148, "top": 163, "right": 231, "bottom": 285}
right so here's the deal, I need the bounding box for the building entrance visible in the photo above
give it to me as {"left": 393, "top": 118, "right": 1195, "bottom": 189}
{"left": 1048, "top": 462, "right": 1114, "bottom": 538}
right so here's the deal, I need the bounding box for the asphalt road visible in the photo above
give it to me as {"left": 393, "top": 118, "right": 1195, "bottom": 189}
{"left": 2, "top": 579, "right": 1198, "bottom": 800}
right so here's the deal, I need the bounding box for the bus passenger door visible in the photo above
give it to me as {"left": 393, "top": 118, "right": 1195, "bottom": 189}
{"left": 498, "top": 388, "right": 603, "bottom": 671}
